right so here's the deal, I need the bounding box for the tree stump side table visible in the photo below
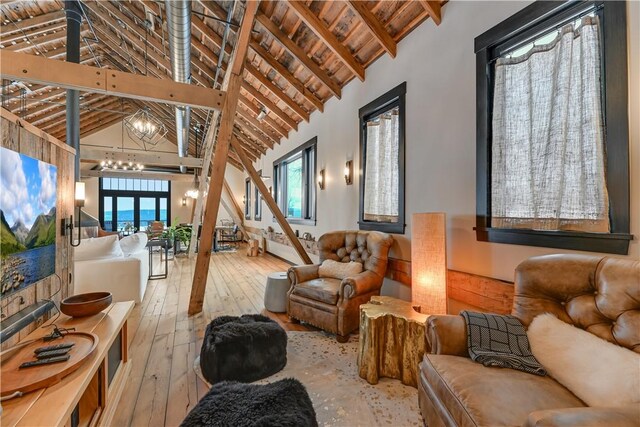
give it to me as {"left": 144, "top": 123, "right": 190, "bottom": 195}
{"left": 357, "top": 296, "right": 429, "bottom": 388}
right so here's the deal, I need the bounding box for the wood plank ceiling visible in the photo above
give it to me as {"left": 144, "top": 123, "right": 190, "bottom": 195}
{"left": 0, "top": 0, "right": 443, "bottom": 170}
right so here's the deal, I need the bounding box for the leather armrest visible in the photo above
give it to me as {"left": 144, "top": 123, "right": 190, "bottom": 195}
{"left": 425, "top": 315, "right": 469, "bottom": 357}
{"left": 288, "top": 264, "right": 320, "bottom": 286}
{"left": 526, "top": 406, "right": 640, "bottom": 427}
{"left": 340, "top": 271, "right": 381, "bottom": 299}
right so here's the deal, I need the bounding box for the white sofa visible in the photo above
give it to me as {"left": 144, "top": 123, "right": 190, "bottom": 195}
{"left": 74, "top": 234, "right": 150, "bottom": 303}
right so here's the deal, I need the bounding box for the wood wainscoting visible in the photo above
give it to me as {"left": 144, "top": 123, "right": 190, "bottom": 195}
{"left": 0, "top": 109, "right": 76, "bottom": 349}
{"left": 387, "top": 258, "right": 514, "bottom": 314}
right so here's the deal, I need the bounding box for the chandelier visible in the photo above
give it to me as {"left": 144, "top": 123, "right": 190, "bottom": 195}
{"left": 185, "top": 189, "right": 199, "bottom": 198}
{"left": 100, "top": 160, "right": 144, "bottom": 171}
{"left": 123, "top": 107, "right": 167, "bottom": 145}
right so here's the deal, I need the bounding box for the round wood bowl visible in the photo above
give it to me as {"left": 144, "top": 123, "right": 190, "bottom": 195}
{"left": 60, "top": 292, "right": 112, "bottom": 317}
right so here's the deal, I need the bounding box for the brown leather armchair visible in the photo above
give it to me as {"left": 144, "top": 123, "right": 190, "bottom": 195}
{"left": 287, "top": 230, "right": 393, "bottom": 342}
{"left": 418, "top": 254, "right": 640, "bottom": 427}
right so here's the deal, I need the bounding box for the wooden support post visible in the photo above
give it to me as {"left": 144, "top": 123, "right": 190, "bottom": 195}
{"left": 188, "top": 1, "right": 260, "bottom": 316}
{"left": 230, "top": 138, "right": 312, "bottom": 265}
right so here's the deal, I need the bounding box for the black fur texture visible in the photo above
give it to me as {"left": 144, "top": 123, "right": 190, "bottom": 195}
{"left": 180, "top": 378, "right": 318, "bottom": 427}
{"left": 200, "top": 314, "right": 287, "bottom": 384}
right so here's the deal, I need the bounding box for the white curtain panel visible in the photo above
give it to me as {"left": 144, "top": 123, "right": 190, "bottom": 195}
{"left": 363, "top": 108, "right": 399, "bottom": 223}
{"left": 491, "top": 17, "right": 609, "bottom": 232}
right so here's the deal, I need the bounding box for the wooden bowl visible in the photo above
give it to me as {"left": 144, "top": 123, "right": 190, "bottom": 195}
{"left": 60, "top": 292, "right": 112, "bottom": 317}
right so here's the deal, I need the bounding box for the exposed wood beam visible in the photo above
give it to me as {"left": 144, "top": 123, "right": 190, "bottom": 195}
{"left": 43, "top": 100, "right": 124, "bottom": 134}
{"left": 232, "top": 131, "right": 265, "bottom": 156}
{"left": 238, "top": 96, "right": 289, "bottom": 139}
{"left": 0, "top": 11, "right": 65, "bottom": 36}
{"left": 29, "top": 93, "right": 114, "bottom": 124}
{"left": 9, "top": 30, "right": 88, "bottom": 53}
{"left": 347, "top": 1, "right": 397, "bottom": 58}
{"left": 0, "top": 51, "right": 226, "bottom": 110}
{"left": 230, "top": 135, "right": 259, "bottom": 162}
{"left": 245, "top": 63, "right": 309, "bottom": 122}
{"left": 233, "top": 126, "right": 269, "bottom": 153}
{"left": 249, "top": 41, "right": 324, "bottom": 112}
{"left": 235, "top": 111, "right": 276, "bottom": 148}
{"left": 255, "top": 11, "right": 341, "bottom": 99}
{"left": 241, "top": 82, "right": 299, "bottom": 130}
{"left": 189, "top": 0, "right": 260, "bottom": 316}
{"left": 230, "top": 137, "right": 312, "bottom": 264}
{"left": 419, "top": 1, "right": 442, "bottom": 26}
{"left": 287, "top": 1, "right": 365, "bottom": 81}
{"left": 0, "top": 20, "right": 67, "bottom": 45}
{"left": 80, "top": 147, "right": 204, "bottom": 168}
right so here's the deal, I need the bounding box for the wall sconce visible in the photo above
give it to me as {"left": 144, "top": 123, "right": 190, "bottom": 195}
{"left": 181, "top": 197, "right": 187, "bottom": 206}
{"left": 411, "top": 213, "right": 447, "bottom": 315}
{"left": 317, "top": 169, "right": 325, "bottom": 190}
{"left": 65, "top": 182, "right": 86, "bottom": 247}
{"left": 344, "top": 160, "right": 353, "bottom": 185}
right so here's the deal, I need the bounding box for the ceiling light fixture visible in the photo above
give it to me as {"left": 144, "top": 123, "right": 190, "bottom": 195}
{"left": 256, "top": 105, "right": 268, "bottom": 122}
{"left": 123, "top": 107, "right": 167, "bottom": 145}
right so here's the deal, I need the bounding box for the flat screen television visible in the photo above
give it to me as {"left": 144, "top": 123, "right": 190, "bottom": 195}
{"left": 1, "top": 146, "right": 57, "bottom": 297}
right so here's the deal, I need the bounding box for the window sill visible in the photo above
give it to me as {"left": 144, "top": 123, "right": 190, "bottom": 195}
{"left": 359, "top": 221, "right": 405, "bottom": 235}
{"left": 284, "top": 218, "right": 316, "bottom": 226}
{"left": 475, "top": 227, "right": 633, "bottom": 255}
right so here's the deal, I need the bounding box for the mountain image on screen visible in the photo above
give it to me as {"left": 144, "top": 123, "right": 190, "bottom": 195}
{"left": 0, "top": 147, "right": 57, "bottom": 296}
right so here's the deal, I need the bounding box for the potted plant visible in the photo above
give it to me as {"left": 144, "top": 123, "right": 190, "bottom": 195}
{"left": 162, "top": 218, "right": 192, "bottom": 252}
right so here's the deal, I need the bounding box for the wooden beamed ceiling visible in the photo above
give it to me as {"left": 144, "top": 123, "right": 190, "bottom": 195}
{"left": 1, "top": 0, "right": 443, "bottom": 168}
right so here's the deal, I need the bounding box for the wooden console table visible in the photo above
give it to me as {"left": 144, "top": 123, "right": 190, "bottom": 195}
{"left": 357, "top": 296, "right": 428, "bottom": 388}
{"left": 1, "top": 301, "right": 134, "bottom": 427}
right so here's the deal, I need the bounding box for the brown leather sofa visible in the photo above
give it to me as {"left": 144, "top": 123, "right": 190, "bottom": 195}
{"left": 287, "top": 230, "right": 393, "bottom": 342}
{"left": 418, "top": 254, "right": 640, "bottom": 427}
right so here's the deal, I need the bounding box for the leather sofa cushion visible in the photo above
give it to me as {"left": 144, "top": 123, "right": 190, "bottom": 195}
{"left": 421, "top": 354, "right": 585, "bottom": 427}
{"left": 292, "top": 278, "right": 341, "bottom": 305}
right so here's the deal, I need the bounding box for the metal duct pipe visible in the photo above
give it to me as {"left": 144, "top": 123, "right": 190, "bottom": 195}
{"left": 164, "top": 0, "right": 191, "bottom": 173}
{"left": 65, "top": 0, "right": 82, "bottom": 180}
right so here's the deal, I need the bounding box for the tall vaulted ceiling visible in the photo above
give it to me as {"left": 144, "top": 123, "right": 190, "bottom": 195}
{"left": 0, "top": 0, "right": 443, "bottom": 169}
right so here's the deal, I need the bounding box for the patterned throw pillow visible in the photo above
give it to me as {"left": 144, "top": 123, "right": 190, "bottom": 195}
{"left": 318, "top": 259, "right": 363, "bottom": 280}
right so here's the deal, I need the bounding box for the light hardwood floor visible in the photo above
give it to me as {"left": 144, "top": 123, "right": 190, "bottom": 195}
{"left": 114, "top": 247, "right": 310, "bottom": 427}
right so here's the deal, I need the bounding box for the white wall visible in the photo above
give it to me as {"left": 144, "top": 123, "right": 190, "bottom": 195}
{"left": 246, "top": 1, "right": 640, "bottom": 283}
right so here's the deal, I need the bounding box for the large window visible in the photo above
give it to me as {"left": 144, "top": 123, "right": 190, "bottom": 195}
{"left": 273, "top": 137, "right": 317, "bottom": 225}
{"left": 99, "top": 178, "right": 171, "bottom": 232}
{"left": 475, "top": 1, "right": 631, "bottom": 254}
{"left": 358, "top": 82, "right": 406, "bottom": 234}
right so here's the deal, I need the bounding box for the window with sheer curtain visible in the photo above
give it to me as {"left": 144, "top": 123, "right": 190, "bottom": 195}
{"left": 359, "top": 83, "right": 406, "bottom": 234}
{"left": 492, "top": 16, "right": 609, "bottom": 233}
{"left": 475, "top": 1, "right": 631, "bottom": 255}
{"left": 363, "top": 107, "right": 400, "bottom": 222}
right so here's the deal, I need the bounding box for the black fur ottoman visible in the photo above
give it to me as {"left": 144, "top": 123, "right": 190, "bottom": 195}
{"left": 180, "top": 378, "right": 318, "bottom": 427}
{"left": 200, "top": 314, "right": 287, "bottom": 384}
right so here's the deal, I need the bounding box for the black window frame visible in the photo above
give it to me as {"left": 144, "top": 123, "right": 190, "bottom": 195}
{"left": 244, "top": 178, "right": 251, "bottom": 220}
{"left": 475, "top": 0, "right": 632, "bottom": 255}
{"left": 358, "top": 82, "right": 406, "bottom": 234}
{"left": 254, "top": 170, "right": 262, "bottom": 221}
{"left": 98, "top": 177, "right": 171, "bottom": 231}
{"left": 272, "top": 137, "right": 317, "bottom": 226}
